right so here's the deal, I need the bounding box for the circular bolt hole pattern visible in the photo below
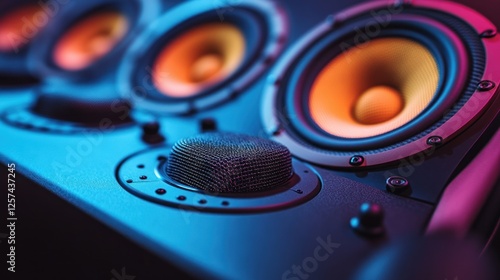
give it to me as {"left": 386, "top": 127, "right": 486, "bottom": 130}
{"left": 139, "top": 175, "right": 147, "bottom": 180}
{"left": 137, "top": 164, "right": 145, "bottom": 168}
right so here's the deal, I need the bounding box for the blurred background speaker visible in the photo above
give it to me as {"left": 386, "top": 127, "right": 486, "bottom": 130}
{"left": 118, "top": 0, "right": 286, "bottom": 114}
{"left": 0, "top": 0, "right": 53, "bottom": 87}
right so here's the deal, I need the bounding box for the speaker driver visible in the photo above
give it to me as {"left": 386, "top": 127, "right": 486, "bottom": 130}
{"left": 262, "top": 0, "right": 500, "bottom": 167}
{"left": 0, "top": 0, "right": 52, "bottom": 86}
{"left": 118, "top": 0, "right": 287, "bottom": 114}
{"left": 52, "top": 10, "right": 129, "bottom": 71}
{"left": 28, "top": 0, "right": 160, "bottom": 82}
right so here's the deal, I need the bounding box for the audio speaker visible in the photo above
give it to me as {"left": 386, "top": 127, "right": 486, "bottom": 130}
{"left": 0, "top": 0, "right": 54, "bottom": 86}
{"left": 263, "top": 0, "right": 499, "bottom": 167}
{"left": 28, "top": 0, "right": 160, "bottom": 82}
{"left": 260, "top": 0, "right": 500, "bottom": 206}
{"left": 0, "top": 0, "right": 499, "bottom": 279}
{"left": 118, "top": 0, "right": 286, "bottom": 114}
{"left": 0, "top": 0, "right": 161, "bottom": 133}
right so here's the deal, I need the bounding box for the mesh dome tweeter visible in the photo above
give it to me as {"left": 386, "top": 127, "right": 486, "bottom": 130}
{"left": 166, "top": 133, "right": 293, "bottom": 193}
{"left": 118, "top": 0, "right": 287, "bottom": 114}
{"left": 262, "top": 0, "right": 500, "bottom": 167}
{"left": 116, "top": 133, "right": 321, "bottom": 212}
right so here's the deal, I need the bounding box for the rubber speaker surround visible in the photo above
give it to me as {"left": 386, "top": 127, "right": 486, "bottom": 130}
{"left": 118, "top": 0, "right": 287, "bottom": 114}
{"left": 262, "top": 0, "right": 500, "bottom": 168}
{"left": 27, "top": 0, "right": 160, "bottom": 82}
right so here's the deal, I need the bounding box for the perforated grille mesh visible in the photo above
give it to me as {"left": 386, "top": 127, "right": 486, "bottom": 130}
{"left": 166, "top": 133, "right": 293, "bottom": 193}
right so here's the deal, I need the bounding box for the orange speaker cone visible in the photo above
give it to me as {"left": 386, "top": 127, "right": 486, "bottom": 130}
{"left": 53, "top": 11, "right": 129, "bottom": 71}
{"left": 152, "top": 23, "right": 245, "bottom": 98}
{"left": 0, "top": 5, "right": 45, "bottom": 52}
{"left": 309, "top": 38, "right": 439, "bottom": 138}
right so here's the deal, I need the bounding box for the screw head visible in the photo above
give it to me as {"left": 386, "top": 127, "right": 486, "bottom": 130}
{"left": 155, "top": 188, "right": 166, "bottom": 195}
{"left": 480, "top": 29, "right": 497, "bottom": 38}
{"left": 427, "top": 136, "right": 443, "bottom": 146}
{"left": 386, "top": 176, "right": 411, "bottom": 194}
{"left": 477, "top": 80, "right": 496, "bottom": 92}
{"left": 349, "top": 155, "right": 364, "bottom": 166}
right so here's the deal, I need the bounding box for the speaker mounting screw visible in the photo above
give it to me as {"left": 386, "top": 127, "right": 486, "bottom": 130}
{"left": 386, "top": 176, "right": 411, "bottom": 194}
{"left": 480, "top": 29, "right": 497, "bottom": 38}
{"left": 426, "top": 136, "right": 443, "bottom": 146}
{"left": 477, "top": 80, "right": 496, "bottom": 92}
{"left": 349, "top": 155, "right": 364, "bottom": 166}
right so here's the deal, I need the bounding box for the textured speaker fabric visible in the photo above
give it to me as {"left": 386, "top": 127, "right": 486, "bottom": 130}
{"left": 166, "top": 133, "right": 293, "bottom": 193}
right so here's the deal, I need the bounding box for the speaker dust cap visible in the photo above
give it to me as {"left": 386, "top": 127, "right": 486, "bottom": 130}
{"left": 262, "top": 0, "right": 500, "bottom": 168}
{"left": 118, "top": 0, "right": 287, "bottom": 115}
{"left": 27, "top": 0, "right": 160, "bottom": 82}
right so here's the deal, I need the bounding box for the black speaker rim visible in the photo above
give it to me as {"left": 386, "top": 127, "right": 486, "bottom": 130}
{"left": 262, "top": 0, "right": 500, "bottom": 168}
{"left": 27, "top": 0, "right": 160, "bottom": 82}
{"left": 118, "top": 0, "right": 287, "bottom": 115}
